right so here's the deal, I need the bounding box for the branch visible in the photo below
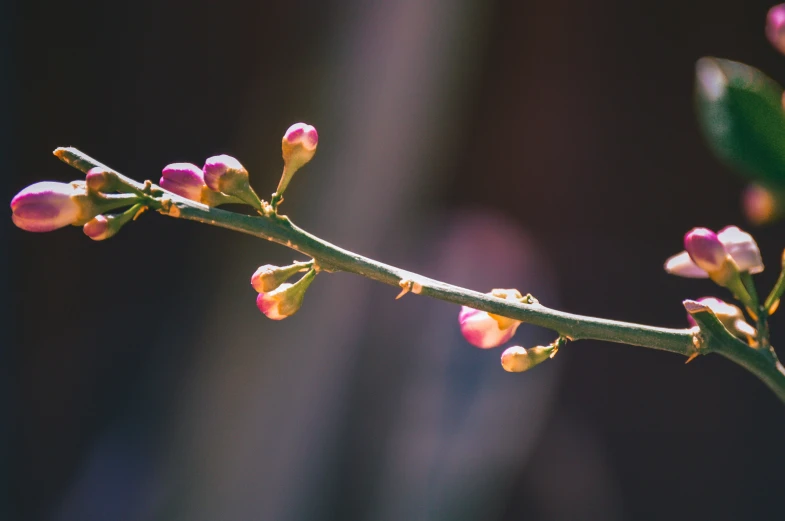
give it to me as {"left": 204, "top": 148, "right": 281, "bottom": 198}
{"left": 53, "top": 147, "right": 785, "bottom": 404}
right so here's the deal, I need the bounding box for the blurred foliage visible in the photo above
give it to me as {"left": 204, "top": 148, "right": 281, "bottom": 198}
{"left": 696, "top": 57, "right": 785, "bottom": 189}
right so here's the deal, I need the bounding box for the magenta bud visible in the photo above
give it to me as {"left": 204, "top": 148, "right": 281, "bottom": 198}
{"left": 83, "top": 215, "right": 111, "bottom": 240}
{"left": 160, "top": 163, "right": 207, "bottom": 202}
{"left": 202, "top": 154, "right": 262, "bottom": 209}
{"left": 275, "top": 123, "right": 319, "bottom": 201}
{"left": 767, "top": 4, "right": 785, "bottom": 54}
{"left": 458, "top": 306, "right": 520, "bottom": 349}
{"left": 684, "top": 228, "right": 728, "bottom": 274}
{"left": 85, "top": 167, "right": 119, "bottom": 193}
{"left": 10, "top": 181, "right": 82, "bottom": 232}
{"left": 251, "top": 263, "right": 307, "bottom": 293}
{"left": 666, "top": 226, "right": 764, "bottom": 278}
{"left": 202, "top": 154, "right": 247, "bottom": 193}
{"left": 283, "top": 123, "right": 318, "bottom": 157}
{"left": 255, "top": 269, "right": 316, "bottom": 320}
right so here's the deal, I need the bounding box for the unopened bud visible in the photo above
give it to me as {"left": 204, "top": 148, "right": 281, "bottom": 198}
{"left": 83, "top": 215, "right": 111, "bottom": 240}
{"left": 11, "top": 181, "right": 83, "bottom": 232}
{"left": 161, "top": 163, "right": 207, "bottom": 202}
{"left": 666, "top": 226, "right": 763, "bottom": 280}
{"left": 256, "top": 269, "right": 316, "bottom": 320}
{"left": 251, "top": 262, "right": 308, "bottom": 293}
{"left": 203, "top": 155, "right": 262, "bottom": 209}
{"left": 85, "top": 168, "right": 120, "bottom": 193}
{"left": 500, "top": 344, "right": 554, "bottom": 373}
{"left": 767, "top": 4, "right": 785, "bottom": 54}
{"left": 459, "top": 307, "right": 520, "bottom": 349}
{"left": 273, "top": 123, "right": 319, "bottom": 205}
{"left": 684, "top": 228, "right": 729, "bottom": 274}
{"left": 82, "top": 204, "right": 140, "bottom": 241}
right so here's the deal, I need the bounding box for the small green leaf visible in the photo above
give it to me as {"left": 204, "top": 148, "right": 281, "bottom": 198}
{"left": 696, "top": 57, "right": 785, "bottom": 188}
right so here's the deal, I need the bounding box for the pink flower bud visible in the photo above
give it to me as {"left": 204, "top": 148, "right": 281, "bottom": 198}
{"left": 202, "top": 154, "right": 248, "bottom": 193}
{"left": 160, "top": 163, "right": 207, "bottom": 202}
{"left": 767, "top": 4, "right": 785, "bottom": 54}
{"left": 255, "top": 269, "right": 316, "bottom": 320}
{"left": 743, "top": 184, "right": 778, "bottom": 225}
{"left": 500, "top": 344, "right": 553, "bottom": 373}
{"left": 458, "top": 306, "right": 520, "bottom": 349}
{"left": 274, "top": 123, "right": 319, "bottom": 203}
{"left": 85, "top": 167, "right": 119, "bottom": 193}
{"left": 202, "top": 155, "right": 262, "bottom": 209}
{"left": 251, "top": 262, "right": 307, "bottom": 293}
{"left": 83, "top": 215, "right": 111, "bottom": 240}
{"left": 10, "top": 181, "right": 82, "bottom": 232}
{"left": 665, "top": 226, "right": 763, "bottom": 278}
{"left": 282, "top": 123, "right": 318, "bottom": 167}
{"left": 684, "top": 228, "right": 729, "bottom": 274}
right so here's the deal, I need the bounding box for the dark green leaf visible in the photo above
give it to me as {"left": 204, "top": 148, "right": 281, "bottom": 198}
{"left": 695, "top": 57, "right": 785, "bottom": 187}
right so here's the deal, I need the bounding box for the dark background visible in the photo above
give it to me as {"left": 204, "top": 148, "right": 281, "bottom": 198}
{"left": 6, "top": 0, "right": 785, "bottom": 520}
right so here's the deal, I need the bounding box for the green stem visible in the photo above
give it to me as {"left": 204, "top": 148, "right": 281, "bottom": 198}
{"left": 764, "top": 266, "right": 785, "bottom": 313}
{"left": 54, "top": 147, "right": 785, "bottom": 403}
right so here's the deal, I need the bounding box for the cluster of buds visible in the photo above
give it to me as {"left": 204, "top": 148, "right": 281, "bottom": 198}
{"left": 159, "top": 157, "right": 261, "bottom": 209}
{"left": 10, "top": 176, "right": 140, "bottom": 238}
{"left": 251, "top": 262, "right": 317, "bottom": 320}
{"left": 665, "top": 226, "right": 763, "bottom": 309}
{"left": 458, "top": 288, "right": 559, "bottom": 373}
{"left": 158, "top": 122, "right": 319, "bottom": 212}
{"left": 663, "top": 225, "right": 785, "bottom": 348}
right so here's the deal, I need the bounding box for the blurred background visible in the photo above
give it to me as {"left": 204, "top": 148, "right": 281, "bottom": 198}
{"left": 5, "top": 0, "right": 785, "bottom": 519}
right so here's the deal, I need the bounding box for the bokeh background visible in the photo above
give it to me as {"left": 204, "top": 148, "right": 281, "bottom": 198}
{"left": 6, "top": 0, "right": 785, "bottom": 519}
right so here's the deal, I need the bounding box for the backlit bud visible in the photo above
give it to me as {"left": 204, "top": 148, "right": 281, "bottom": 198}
{"left": 459, "top": 305, "right": 521, "bottom": 349}
{"left": 83, "top": 215, "right": 111, "bottom": 240}
{"left": 684, "top": 228, "right": 728, "bottom": 274}
{"left": 767, "top": 4, "right": 785, "bottom": 54}
{"left": 500, "top": 345, "right": 554, "bottom": 373}
{"left": 85, "top": 168, "right": 119, "bottom": 193}
{"left": 665, "top": 225, "right": 764, "bottom": 278}
{"left": 251, "top": 262, "right": 308, "bottom": 293}
{"left": 203, "top": 155, "right": 262, "bottom": 209}
{"left": 160, "top": 163, "right": 207, "bottom": 202}
{"left": 82, "top": 204, "right": 140, "bottom": 241}
{"left": 11, "top": 182, "right": 82, "bottom": 232}
{"left": 255, "top": 269, "right": 316, "bottom": 320}
{"left": 282, "top": 123, "right": 318, "bottom": 170}
{"left": 743, "top": 184, "right": 779, "bottom": 225}
{"left": 273, "top": 123, "right": 319, "bottom": 204}
{"left": 203, "top": 155, "right": 247, "bottom": 192}
{"left": 686, "top": 297, "right": 756, "bottom": 340}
